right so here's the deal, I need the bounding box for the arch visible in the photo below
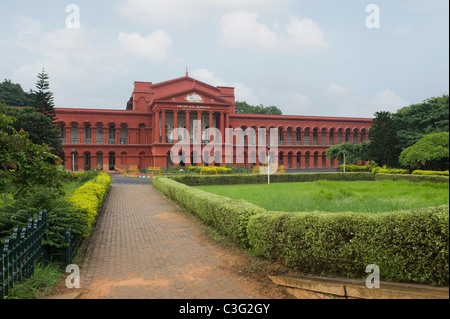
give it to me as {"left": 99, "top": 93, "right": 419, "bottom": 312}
{"left": 296, "top": 151, "right": 301, "bottom": 169}
{"left": 84, "top": 151, "right": 91, "bottom": 171}
{"left": 313, "top": 151, "right": 319, "bottom": 168}
{"left": 305, "top": 151, "right": 310, "bottom": 168}
{"left": 96, "top": 151, "right": 103, "bottom": 170}
{"left": 312, "top": 128, "right": 319, "bottom": 146}
{"left": 167, "top": 151, "right": 173, "bottom": 168}
{"left": 322, "top": 151, "right": 327, "bottom": 168}
{"left": 109, "top": 152, "right": 116, "bottom": 171}
{"left": 287, "top": 151, "right": 293, "bottom": 168}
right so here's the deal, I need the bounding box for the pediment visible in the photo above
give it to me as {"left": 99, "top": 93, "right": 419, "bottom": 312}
{"left": 155, "top": 89, "right": 231, "bottom": 105}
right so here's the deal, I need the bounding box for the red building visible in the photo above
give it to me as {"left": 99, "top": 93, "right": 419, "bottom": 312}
{"left": 55, "top": 74, "right": 372, "bottom": 171}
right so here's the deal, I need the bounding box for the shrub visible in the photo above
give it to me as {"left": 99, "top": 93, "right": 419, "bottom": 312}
{"left": 339, "top": 164, "right": 374, "bottom": 172}
{"left": 152, "top": 177, "right": 265, "bottom": 246}
{"left": 169, "top": 172, "right": 376, "bottom": 186}
{"left": 68, "top": 172, "right": 111, "bottom": 234}
{"left": 375, "top": 173, "right": 449, "bottom": 183}
{"left": 247, "top": 205, "right": 449, "bottom": 286}
{"left": 372, "top": 166, "right": 409, "bottom": 175}
{"left": 399, "top": 132, "right": 449, "bottom": 170}
{"left": 200, "top": 167, "right": 218, "bottom": 175}
{"left": 412, "top": 170, "right": 449, "bottom": 176}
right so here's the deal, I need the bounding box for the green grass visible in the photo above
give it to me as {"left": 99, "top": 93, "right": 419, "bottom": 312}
{"left": 6, "top": 263, "right": 64, "bottom": 299}
{"left": 195, "top": 180, "right": 449, "bottom": 213}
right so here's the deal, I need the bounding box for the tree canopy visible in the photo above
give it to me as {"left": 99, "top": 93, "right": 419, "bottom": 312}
{"left": 399, "top": 132, "right": 449, "bottom": 170}
{"left": 4, "top": 106, "right": 63, "bottom": 159}
{"left": 368, "top": 111, "right": 400, "bottom": 167}
{"left": 325, "top": 142, "right": 371, "bottom": 164}
{"left": 33, "top": 69, "right": 57, "bottom": 122}
{"left": 0, "top": 79, "right": 33, "bottom": 107}
{"left": 393, "top": 95, "right": 449, "bottom": 150}
{"left": 235, "top": 101, "right": 283, "bottom": 115}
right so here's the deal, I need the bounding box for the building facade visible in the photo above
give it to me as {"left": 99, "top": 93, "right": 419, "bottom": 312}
{"left": 55, "top": 74, "right": 373, "bottom": 171}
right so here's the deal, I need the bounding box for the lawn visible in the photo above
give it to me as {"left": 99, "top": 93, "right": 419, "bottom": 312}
{"left": 195, "top": 180, "right": 449, "bottom": 213}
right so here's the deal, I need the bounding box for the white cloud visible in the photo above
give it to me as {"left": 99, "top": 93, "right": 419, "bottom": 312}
{"left": 117, "top": 0, "right": 290, "bottom": 27}
{"left": 277, "top": 91, "right": 314, "bottom": 115}
{"left": 367, "top": 89, "right": 409, "bottom": 113}
{"left": 325, "top": 83, "right": 350, "bottom": 96}
{"left": 12, "top": 26, "right": 130, "bottom": 108}
{"left": 191, "top": 68, "right": 259, "bottom": 105}
{"left": 283, "top": 15, "right": 328, "bottom": 50}
{"left": 330, "top": 88, "right": 410, "bottom": 118}
{"left": 118, "top": 31, "right": 174, "bottom": 63}
{"left": 218, "top": 12, "right": 279, "bottom": 50}
{"left": 218, "top": 12, "right": 328, "bottom": 52}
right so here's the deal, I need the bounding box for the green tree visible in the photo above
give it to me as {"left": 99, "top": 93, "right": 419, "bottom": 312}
{"left": 325, "top": 142, "right": 371, "bottom": 165}
{"left": 33, "top": 69, "right": 56, "bottom": 122}
{"left": 393, "top": 95, "right": 449, "bottom": 150}
{"left": 0, "top": 104, "right": 62, "bottom": 197}
{"left": 368, "top": 111, "right": 400, "bottom": 167}
{"left": 5, "top": 106, "right": 63, "bottom": 159}
{"left": 0, "top": 79, "right": 33, "bottom": 106}
{"left": 235, "top": 101, "right": 283, "bottom": 115}
{"left": 399, "top": 132, "right": 449, "bottom": 171}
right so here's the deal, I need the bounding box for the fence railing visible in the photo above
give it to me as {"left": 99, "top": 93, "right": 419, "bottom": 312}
{"left": 0, "top": 211, "right": 82, "bottom": 299}
{"left": 1, "top": 211, "right": 47, "bottom": 299}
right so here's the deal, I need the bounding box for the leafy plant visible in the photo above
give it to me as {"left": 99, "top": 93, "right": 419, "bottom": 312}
{"left": 399, "top": 132, "right": 449, "bottom": 170}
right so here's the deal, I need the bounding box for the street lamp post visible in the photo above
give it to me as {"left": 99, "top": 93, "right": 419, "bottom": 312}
{"left": 71, "top": 148, "right": 76, "bottom": 172}
{"left": 267, "top": 143, "right": 271, "bottom": 184}
{"left": 343, "top": 149, "right": 347, "bottom": 173}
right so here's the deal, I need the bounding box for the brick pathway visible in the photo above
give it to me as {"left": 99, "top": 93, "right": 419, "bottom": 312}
{"left": 79, "top": 183, "right": 268, "bottom": 299}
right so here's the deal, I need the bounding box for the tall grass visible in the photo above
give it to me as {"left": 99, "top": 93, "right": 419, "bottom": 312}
{"left": 196, "top": 180, "right": 449, "bottom": 213}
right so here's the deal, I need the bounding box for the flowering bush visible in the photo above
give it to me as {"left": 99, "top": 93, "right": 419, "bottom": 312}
{"left": 69, "top": 172, "right": 111, "bottom": 233}
{"left": 399, "top": 132, "right": 449, "bottom": 170}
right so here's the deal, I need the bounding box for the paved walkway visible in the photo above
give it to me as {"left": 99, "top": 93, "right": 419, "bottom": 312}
{"left": 79, "top": 180, "right": 268, "bottom": 299}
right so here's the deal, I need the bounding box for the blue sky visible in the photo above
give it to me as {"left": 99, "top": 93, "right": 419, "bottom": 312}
{"left": 0, "top": 0, "right": 448, "bottom": 117}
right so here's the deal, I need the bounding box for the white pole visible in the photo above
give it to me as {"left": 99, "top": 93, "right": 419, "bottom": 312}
{"left": 343, "top": 150, "right": 346, "bottom": 173}
{"left": 268, "top": 152, "right": 270, "bottom": 184}
{"left": 72, "top": 152, "right": 75, "bottom": 172}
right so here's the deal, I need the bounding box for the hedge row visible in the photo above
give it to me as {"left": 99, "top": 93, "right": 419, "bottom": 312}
{"left": 153, "top": 174, "right": 449, "bottom": 286}
{"left": 375, "top": 173, "right": 449, "bottom": 183}
{"left": 247, "top": 205, "right": 449, "bottom": 286}
{"left": 152, "top": 177, "right": 265, "bottom": 246}
{"left": 412, "top": 170, "right": 449, "bottom": 176}
{"left": 169, "top": 172, "right": 448, "bottom": 186}
{"left": 170, "top": 172, "right": 376, "bottom": 186}
{"left": 69, "top": 172, "right": 111, "bottom": 234}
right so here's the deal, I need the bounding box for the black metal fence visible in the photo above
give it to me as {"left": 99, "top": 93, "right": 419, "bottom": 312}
{"left": 0, "top": 211, "right": 82, "bottom": 299}
{"left": 0, "top": 211, "right": 47, "bottom": 299}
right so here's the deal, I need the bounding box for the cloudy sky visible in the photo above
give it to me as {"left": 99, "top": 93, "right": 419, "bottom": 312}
{"left": 0, "top": 0, "right": 448, "bottom": 118}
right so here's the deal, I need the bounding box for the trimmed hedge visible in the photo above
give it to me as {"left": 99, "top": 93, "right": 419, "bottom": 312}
{"left": 153, "top": 173, "right": 449, "bottom": 286}
{"left": 152, "top": 178, "right": 265, "bottom": 246}
{"left": 412, "top": 170, "right": 449, "bottom": 176}
{"left": 339, "top": 164, "right": 374, "bottom": 172}
{"left": 247, "top": 205, "right": 449, "bottom": 286}
{"left": 375, "top": 173, "right": 449, "bottom": 183}
{"left": 169, "top": 172, "right": 376, "bottom": 186}
{"left": 69, "top": 172, "right": 111, "bottom": 233}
